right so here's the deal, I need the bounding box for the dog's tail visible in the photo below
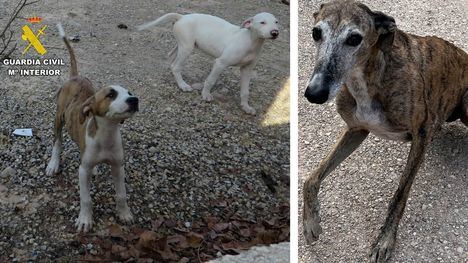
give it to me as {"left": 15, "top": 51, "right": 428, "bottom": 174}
{"left": 56, "top": 23, "right": 78, "bottom": 78}
{"left": 136, "top": 13, "right": 183, "bottom": 31}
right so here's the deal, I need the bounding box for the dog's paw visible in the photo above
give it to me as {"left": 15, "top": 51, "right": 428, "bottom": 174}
{"left": 191, "top": 83, "right": 203, "bottom": 90}
{"left": 202, "top": 92, "right": 213, "bottom": 101}
{"left": 370, "top": 231, "right": 396, "bottom": 263}
{"left": 118, "top": 209, "right": 134, "bottom": 224}
{"left": 302, "top": 208, "right": 322, "bottom": 244}
{"left": 75, "top": 211, "right": 93, "bottom": 233}
{"left": 45, "top": 159, "right": 60, "bottom": 176}
{"left": 242, "top": 105, "right": 257, "bottom": 115}
{"left": 180, "top": 84, "right": 193, "bottom": 92}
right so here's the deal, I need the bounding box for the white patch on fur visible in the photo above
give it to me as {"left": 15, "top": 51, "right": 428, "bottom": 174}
{"left": 106, "top": 85, "right": 135, "bottom": 119}
{"left": 46, "top": 139, "right": 62, "bottom": 175}
{"left": 347, "top": 69, "right": 408, "bottom": 141}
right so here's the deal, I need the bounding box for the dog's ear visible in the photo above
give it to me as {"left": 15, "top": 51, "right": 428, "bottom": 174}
{"left": 313, "top": 3, "right": 325, "bottom": 19}
{"left": 79, "top": 96, "right": 95, "bottom": 124}
{"left": 241, "top": 17, "right": 253, "bottom": 29}
{"left": 373, "top": 11, "right": 397, "bottom": 52}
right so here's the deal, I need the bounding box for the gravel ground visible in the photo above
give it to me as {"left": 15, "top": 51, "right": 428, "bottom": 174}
{"left": 298, "top": 0, "right": 467, "bottom": 262}
{"left": 211, "top": 242, "right": 289, "bottom": 263}
{"left": 0, "top": 0, "right": 289, "bottom": 261}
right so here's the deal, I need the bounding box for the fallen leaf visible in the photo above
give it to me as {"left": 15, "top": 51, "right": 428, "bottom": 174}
{"left": 138, "top": 230, "right": 158, "bottom": 249}
{"left": 111, "top": 244, "right": 126, "bottom": 254}
{"left": 213, "top": 223, "right": 230, "bottom": 232}
{"left": 186, "top": 232, "right": 204, "bottom": 248}
{"left": 167, "top": 234, "right": 189, "bottom": 249}
{"left": 239, "top": 228, "right": 251, "bottom": 237}
{"left": 109, "top": 224, "right": 123, "bottom": 237}
{"left": 203, "top": 216, "right": 218, "bottom": 228}
{"left": 152, "top": 217, "right": 164, "bottom": 230}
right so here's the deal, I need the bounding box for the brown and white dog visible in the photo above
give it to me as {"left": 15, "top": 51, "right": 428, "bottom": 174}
{"left": 46, "top": 24, "right": 139, "bottom": 232}
{"left": 302, "top": 1, "right": 467, "bottom": 262}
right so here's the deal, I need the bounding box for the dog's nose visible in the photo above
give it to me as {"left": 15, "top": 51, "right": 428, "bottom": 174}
{"left": 126, "top": 97, "right": 139, "bottom": 111}
{"left": 270, "top": 30, "right": 279, "bottom": 38}
{"left": 304, "top": 86, "right": 329, "bottom": 104}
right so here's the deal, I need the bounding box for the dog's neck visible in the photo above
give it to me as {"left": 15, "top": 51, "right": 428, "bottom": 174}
{"left": 247, "top": 29, "right": 266, "bottom": 51}
{"left": 86, "top": 115, "right": 121, "bottom": 141}
{"left": 346, "top": 48, "right": 387, "bottom": 104}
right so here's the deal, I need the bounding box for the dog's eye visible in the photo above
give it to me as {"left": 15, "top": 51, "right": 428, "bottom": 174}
{"left": 128, "top": 92, "right": 133, "bottom": 96}
{"left": 107, "top": 89, "right": 117, "bottom": 99}
{"left": 275, "top": 21, "right": 279, "bottom": 24}
{"left": 312, "top": 27, "right": 322, "bottom": 41}
{"left": 345, "top": 33, "right": 363, "bottom": 47}
{"left": 260, "top": 21, "right": 266, "bottom": 25}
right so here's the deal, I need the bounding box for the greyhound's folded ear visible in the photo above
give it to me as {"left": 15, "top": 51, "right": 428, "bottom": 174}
{"left": 79, "top": 96, "right": 95, "bottom": 124}
{"left": 373, "top": 11, "right": 397, "bottom": 52}
{"left": 241, "top": 17, "right": 253, "bottom": 29}
{"left": 313, "top": 3, "right": 325, "bottom": 19}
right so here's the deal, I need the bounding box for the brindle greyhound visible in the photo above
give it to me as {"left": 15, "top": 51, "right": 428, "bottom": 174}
{"left": 302, "top": 1, "right": 468, "bottom": 262}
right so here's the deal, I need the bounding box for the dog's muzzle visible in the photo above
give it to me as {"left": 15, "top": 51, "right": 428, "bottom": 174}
{"left": 304, "top": 73, "right": 334, "bottom": 104}
{"left": 270, "top": 30, "right": 279, "bottom": 39}
{"left": 304, "top": 85, "right": 329, "bottom": 104}
{"left": 126, "top": 97, "right": 139, "bottom": 112}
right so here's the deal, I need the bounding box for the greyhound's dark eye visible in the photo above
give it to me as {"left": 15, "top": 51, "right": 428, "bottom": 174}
{"left": 345, "top": 33, "right": 363, "bottom": 46}
{"left": 107, "top": 89, "right": 117, "bottom": 99}
{"left": 260, "top": 21, "right": 266, "bottom": 25}
{"left": 312, "top": 27, "right": 322, "bottom": 41}
{"left": 275, "top": 21, "right": 279, "bottom": 24}
{"left": 128, "top": 92, "right": 133, "bottom": 96}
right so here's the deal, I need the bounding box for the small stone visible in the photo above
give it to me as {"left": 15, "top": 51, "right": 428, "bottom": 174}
{"left": 117, "top": 23, "right": 128, "bottom": 29}
{"left": 1, "top": 166, "right": 16, "bottom": 178}
{"left": 149, "top": 147, "right": 157, "bottom": 153}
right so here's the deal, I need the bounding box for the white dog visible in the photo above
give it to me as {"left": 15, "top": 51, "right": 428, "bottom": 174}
{"left": 137, "top": 12, "right": 279, "bottom": 114}
{"left": 46, "top": 24, "right": 139, "bottom": 232}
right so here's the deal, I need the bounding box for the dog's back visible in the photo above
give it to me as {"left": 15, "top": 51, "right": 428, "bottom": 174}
{"left": 384, "top": 30, "right": 468, "bottom": 125}
{"left": 55, "top": 24, "right": 95, "bottom": 149}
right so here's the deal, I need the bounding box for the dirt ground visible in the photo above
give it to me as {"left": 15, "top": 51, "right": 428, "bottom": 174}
{"left": 0, "top": 0, "right": 290, "bottom": 261}
{"left": 298, "top": 0, "right": 467, "bottom": 262}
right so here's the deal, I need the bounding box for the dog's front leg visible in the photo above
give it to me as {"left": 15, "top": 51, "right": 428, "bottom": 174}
{"left": 202, "top": 59, "right": 227, "bottom": 101}
{"left": 111, "top": 164, "right": 133, "bottom": 223}
{"left": 76, "top": 164, "right": 93, "bottom": 232}
{"left": 240, "top": 63, "right": 256, "bottom": 115}
{"left": 370, "top": 126, "right": 432, "bottom": 263}
{"left": 303, "top": 128, "right": 368, "bottom": 243}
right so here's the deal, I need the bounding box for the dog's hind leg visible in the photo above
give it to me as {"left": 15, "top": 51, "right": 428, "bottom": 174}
{"left": 170, "top": 29, "right": 194, "bottom": 92}
{"left": 370, "top": 125, "right": 433, "bottom": 263}
{"left": 461, "top": 91, "right": 468, "bottom": 126}
{"left": 303, "top": 128, "right": 368, "bottom": 243}
{"left": 46, "top": 112, "right": 64, "bottom": 176}
{"left": 168, "top": 45, "right": 177, "bottom": 65}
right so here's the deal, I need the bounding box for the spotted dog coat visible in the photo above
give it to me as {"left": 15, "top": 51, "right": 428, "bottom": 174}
{"left": 302, "top": 1, "right": 468, "bottom": 262}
